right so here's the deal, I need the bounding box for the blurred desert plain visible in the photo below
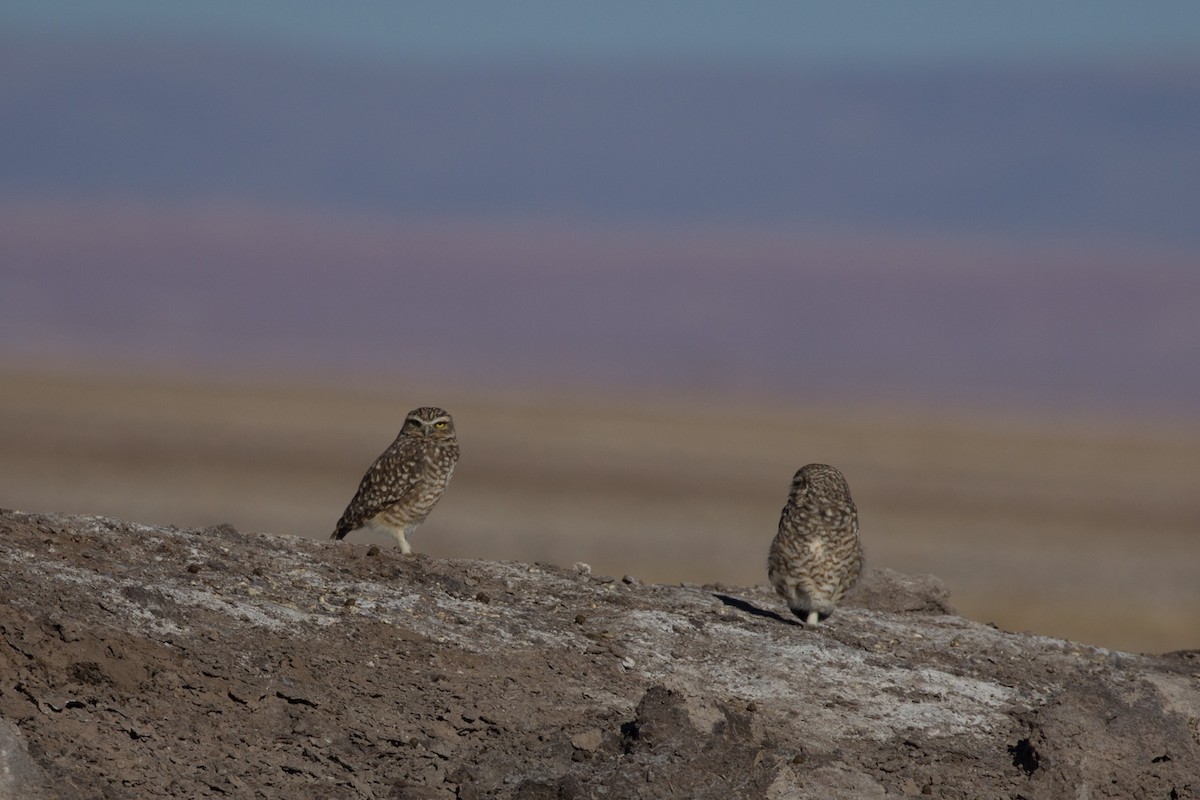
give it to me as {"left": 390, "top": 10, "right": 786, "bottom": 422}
{"left": 3, "top": 365, "right": 1197, "bottom": 654}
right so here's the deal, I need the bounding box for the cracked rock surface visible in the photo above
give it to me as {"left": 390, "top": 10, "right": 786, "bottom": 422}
{"left": 1, "top": 510, "right": 1197, "bottom": 798}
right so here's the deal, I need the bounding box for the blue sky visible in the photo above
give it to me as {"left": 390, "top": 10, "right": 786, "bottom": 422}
{"left": 5, "top": 1, "right": 1200, "bottom": 65}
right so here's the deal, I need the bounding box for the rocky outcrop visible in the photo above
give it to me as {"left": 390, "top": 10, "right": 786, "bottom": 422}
{"left": 0, "top": 510, "right": 1196, "bottom": 799}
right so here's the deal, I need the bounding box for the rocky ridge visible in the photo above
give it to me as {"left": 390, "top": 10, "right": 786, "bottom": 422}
{"left": 0, "top": 510, "right": 1197, "bottom": 799}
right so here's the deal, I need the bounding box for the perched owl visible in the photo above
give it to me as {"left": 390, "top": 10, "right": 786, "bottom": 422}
{"left": 330, "top": 406, "right": 459, "bottom": 553}
{"left": 768, "top": 463, "right": 864, "bottom": 624}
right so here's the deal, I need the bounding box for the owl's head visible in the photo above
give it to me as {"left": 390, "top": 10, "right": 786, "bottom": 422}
{"left": 788, "top": 463, "right": 851, "bottom": 503}
{"left": 402, "top": 407, "right": 457, "bottom": 439}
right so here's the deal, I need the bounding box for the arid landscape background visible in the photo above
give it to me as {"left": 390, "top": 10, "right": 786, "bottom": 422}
{"left": 4, "top": 5, "right": 1199, "bottom": 662}
{"left": 4, "top": 364, "right": 1196, "bottom": 655}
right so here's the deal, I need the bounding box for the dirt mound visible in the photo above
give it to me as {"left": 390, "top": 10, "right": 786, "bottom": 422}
{"left": 1, "top": 510, "right": 1197, "bottom": 798}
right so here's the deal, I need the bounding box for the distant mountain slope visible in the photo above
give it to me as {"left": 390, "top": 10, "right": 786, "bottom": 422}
{"left": 3, "top": 202, "right": 1198, "bottom": 414}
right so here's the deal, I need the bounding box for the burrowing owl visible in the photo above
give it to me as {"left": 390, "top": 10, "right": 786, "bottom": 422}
{"left": 768, "top": 463, "right": 863, "bottom": 624}
{"left": 330, "top": 407, "right": 460, "bottom": 553}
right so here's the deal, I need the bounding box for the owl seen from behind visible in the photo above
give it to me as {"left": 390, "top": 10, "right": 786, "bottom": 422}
{"left": 331, "top": 406, "right": 459, "bottom": 554}
{"left": 768, "top": 463, "right": 863, "bottom": 624}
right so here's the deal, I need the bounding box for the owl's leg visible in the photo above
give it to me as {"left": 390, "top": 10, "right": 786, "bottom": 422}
{"left": 781, "top": 586, "right": 820, "bottom": 625}
{"left": 777, "top": 585, "right": 816, "bottom": 628}
{"left": 787, "top": 603, "right": 821, "bottom": 625}
{"left": 389, "top": 523, "right": 417, "bottom": 555}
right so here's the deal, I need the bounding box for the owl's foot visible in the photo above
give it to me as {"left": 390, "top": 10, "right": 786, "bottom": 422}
{"left": 787, "top": 604, "right": 826, "bottom": 625}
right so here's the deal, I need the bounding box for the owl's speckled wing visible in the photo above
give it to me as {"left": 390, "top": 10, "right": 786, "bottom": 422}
{"left": 779, "top": 505, "right": 861, "bottom": 593}
{"left": 331, "top": 436, "right": 428, "bottom": 540}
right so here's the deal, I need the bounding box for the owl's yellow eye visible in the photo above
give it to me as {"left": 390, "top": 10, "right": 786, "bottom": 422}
{"left": 434, "top": 421, "right": 447, "bottom": 428}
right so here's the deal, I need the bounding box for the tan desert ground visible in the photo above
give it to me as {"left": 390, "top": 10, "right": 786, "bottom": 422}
{"left": 2, "top": 364, "right": 1197, "bottom": 654}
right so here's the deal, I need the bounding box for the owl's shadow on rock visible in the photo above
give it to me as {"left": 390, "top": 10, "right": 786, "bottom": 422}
{"left": 713, "top": 594, "right": 801, "bottom": 626}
